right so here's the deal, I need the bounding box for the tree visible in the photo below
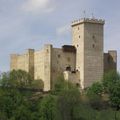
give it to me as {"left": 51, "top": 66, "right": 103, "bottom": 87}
{"left": 0, "top": 112, "right": 7, "bottom": 120}
{"left": 103, "top": 70, "right": 120, "bottom": 93}
{"left": 54, "top": 77, "right": 81, "bottom": 120}
{"left": 103, "top": 70, "right": 120, "bottom": 120}
{"left": 53, "top": 76, "right": 77, "bottom": 95}
{"left": 38, "top": 95, "right": 58, "bottom": 120}
{"left": 86, "top": 82, "right": 104, "bottom": 110}
{"left": 0, "top": 70, "right": 34, "bottom": 120}
{"left": 0, "top": 70, "right": 34, "bottom": 89}
{"left": 12, "top": 105, "right": 31, "bottom": 120}
{"left": 0, "top": 88, "right": 26, "bottom": 119}
{"left": 103, "top": 71, "right": 120, "bottom": 109}
{"left": 87, "top": 82, "right": 103, "bottom": 96}
{"left": 0, "top": 70, "right": 43, "bottom": 120}
{"left": 0, "top": 72, "right": 10, "bottom": 87}
{"left": 51, "top": 76, "right": 82, "bottom": 120}
{"left": 57, "top": 88, "right": 81, "bottom": 120}
{"left": 31, "top": 79, "right": 44, "bottom": 89}
{"left": 9, "top": 70, "right": 33, "bottom": 88}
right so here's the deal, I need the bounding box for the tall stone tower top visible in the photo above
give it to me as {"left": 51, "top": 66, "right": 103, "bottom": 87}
{"left": 71, "top": 18, "right": 105, "bottom": 27}
{"left": 71, "top": 17, "right": 104, "bottom": 89}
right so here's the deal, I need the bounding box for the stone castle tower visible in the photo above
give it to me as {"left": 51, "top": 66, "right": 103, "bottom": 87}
{"left": 71, "top": 18, "right": 104, "bottom": 89}
{"left": 10, "top": 18, "right": 117, "bottom": 91}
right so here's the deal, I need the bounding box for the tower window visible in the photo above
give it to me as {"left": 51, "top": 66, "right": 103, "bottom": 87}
{"left": 92, "top": 44, "right": 95, "bottom": 48}
{"left": 92, "top": 35, "right": 95, "bottom": 39}
{"left": 77, "top": 45, "right": 79, "bottom": 47}
{"left": 92, "top": 35, "right": 97, "bottom": 43}
{"left": 58, "top": 54, "right": 61, "bottom": 58}
{"left": 46, "top": 49, "right": 49, "bottom": 53}
{"left": 79, "top": 35, "right": 80, "bottom": 38}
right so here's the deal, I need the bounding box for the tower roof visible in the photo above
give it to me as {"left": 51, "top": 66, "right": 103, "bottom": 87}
{"left": 71, "top": 18, "right": 105, "bottom": 27}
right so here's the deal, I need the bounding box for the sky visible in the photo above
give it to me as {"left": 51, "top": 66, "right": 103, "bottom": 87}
{"left": 0, "top": 0, "right": 120, "bottom": 72}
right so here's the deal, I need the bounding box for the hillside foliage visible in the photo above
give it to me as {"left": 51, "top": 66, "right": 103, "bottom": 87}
{"left": 0, "top": 70, "right": 120, "bottom": 120}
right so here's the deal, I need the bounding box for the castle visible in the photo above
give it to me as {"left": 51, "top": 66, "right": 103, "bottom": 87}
{"left": 10, "top": 18, "right": 117, "bottom": 91}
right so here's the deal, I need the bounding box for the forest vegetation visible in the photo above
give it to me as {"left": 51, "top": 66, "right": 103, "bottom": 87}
{"left": 0, "top": 70, "right": 120, "bottom": 120}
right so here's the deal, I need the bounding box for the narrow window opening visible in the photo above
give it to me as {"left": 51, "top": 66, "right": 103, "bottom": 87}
{"left": 46, "top": 49, "right": 49, "bottom": 53}
{"left": 92, "top": 35, "right": 95, "bottom": 39}
{"left": 58, "top": 54, "right": 61, "bottom": 58}
{"left": 92, "top": 44, "right": 95, "bottom": 48}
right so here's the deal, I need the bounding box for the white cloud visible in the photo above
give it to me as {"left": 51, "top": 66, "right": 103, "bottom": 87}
{"left": 22, "top": 0, "right": 55, "bottom": 14}
{"left": 56, "top": 25, "right": 70, "bottom": 36}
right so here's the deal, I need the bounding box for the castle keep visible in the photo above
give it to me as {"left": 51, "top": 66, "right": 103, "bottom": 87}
{"left": 10, "top": 18, "right": 117, "bottom": 91}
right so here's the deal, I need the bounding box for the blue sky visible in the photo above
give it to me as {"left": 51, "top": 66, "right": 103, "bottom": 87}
{"left": 0, "top": 0, "right": 120, "bottom": 72}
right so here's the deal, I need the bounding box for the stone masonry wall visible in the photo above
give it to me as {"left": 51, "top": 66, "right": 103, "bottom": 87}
{"left": 104, "top": 50, "right": 117, "bottom": 73}
{"left": 51, "top": 48, "right": 76, "bottom": 88}
{"left": 72, "top": 18, "right": 104, "bottom": 88}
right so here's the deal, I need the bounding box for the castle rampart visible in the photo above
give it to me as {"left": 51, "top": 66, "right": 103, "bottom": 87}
{"left": 10, "top": 18, "right": 117, "bottom": 91}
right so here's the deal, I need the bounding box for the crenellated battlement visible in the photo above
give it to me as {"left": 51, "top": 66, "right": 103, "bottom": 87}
{"left": 71, "top": 18, "right": 105, "bottom": 26}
